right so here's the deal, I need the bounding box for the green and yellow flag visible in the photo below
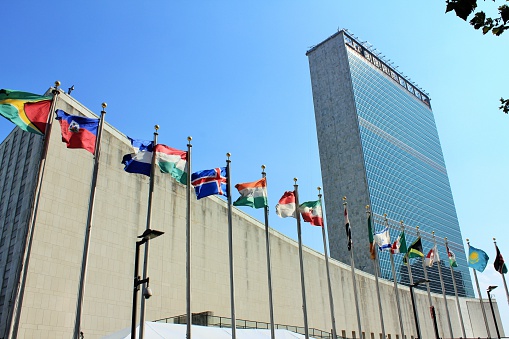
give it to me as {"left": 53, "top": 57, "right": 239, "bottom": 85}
{"left": 407, "top": 237, "right": 424, "bottom": 258}
{"left": 0, "top": 89, "right": 53, "bottom": 135}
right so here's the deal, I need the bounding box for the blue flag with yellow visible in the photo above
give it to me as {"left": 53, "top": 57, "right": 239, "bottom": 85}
{"left": 468, "top": 245, "right": 489, "bottom": 272}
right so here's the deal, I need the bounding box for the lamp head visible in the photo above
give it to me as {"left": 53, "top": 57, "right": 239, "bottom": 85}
{"left": 412, "top": 278, "right": 429, "bottom": 287}
{"left": 138, "top": 228, "right": 164, "bottom": 241}
{"left": 487, "top": 285, "right": 498, "bottom": 293}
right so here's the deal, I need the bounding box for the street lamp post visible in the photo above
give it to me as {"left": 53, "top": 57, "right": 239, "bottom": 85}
{"left": 410, "top": 279, "right": 429, "bottom": 339}
{"left": 131, "top": 229, "right": 164, "bottom": 339}
{"left": 487, "top": 285, "right": 501, "bottom": 339}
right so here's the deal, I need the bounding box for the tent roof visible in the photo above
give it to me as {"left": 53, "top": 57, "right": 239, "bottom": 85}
{"left": 101, "top": 322, "right": 315, "bottom": 339}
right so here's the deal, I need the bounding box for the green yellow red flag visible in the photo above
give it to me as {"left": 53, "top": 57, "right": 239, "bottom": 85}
{"left": 0, "top": 89, "right": 53, "bottom": 135}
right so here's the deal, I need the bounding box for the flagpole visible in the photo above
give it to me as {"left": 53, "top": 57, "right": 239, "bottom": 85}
{"left": 416, "top": 226, "right": 433, "bottom": 307}
{"left": 467, "top": 239, "right": 491, "bottom": 338}
{"left": 432, "top": 232, "right": 453, "bottom": 339}
{"left": 502, "top": 272, "right": 509, "bottom": 305}
{"left": 343, "top": 197, "right": 362, "bottom": 339}
{"left": 387, "top": 215, "right": 405, "bottom": 339}
{"left": 294, "top": 178, "right": 310, "bottom": 339}
{"left": 186, "top": 136, "right": 193, "bottom": 339}
{"left": 319, "top": 187, "right": 337, "bottom": 339}
{"left": 138, "top": 125, "right": 159, "bottom": 339}
{"left": 493, "top": 238, "right": 509, "bottom": 305}
{"left": 444, "top": 237, "right": 466, "bottom": 338}
{"left": 261, "top": 165, "right": 275, "bottom": 339}
{"left": 9, "top": 81, "right": 61, "bottom": 339}
{"left": 403, "top": 221, "right": 420, "bottom": 339}
{"left": 403, "top": 222, "right": 414, "bottom": 286}
{"left": 226, "top": 153, "right": 237, "bottom": 339}
{"left": 367, "top": 207, "right": 385, "bottom": 339}
{"left": 73, "top": 102, "right": 107, "bottom": 339}
{"left": 416, "top": 226, "right": 439, "bottom": 339}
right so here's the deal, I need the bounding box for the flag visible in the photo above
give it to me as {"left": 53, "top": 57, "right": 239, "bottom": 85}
{"left": 391, "top": 231, "right": 407, "bottom": 254}
{"left": 344, "top": 204, "right": 352, "bottom": 251}
{"left": 425, "top": 249, "right": 434, "bottom": 267}
{"left": 0, "top": 89, "right": 52, "bottom": 135}
{"left": 55, "top": 110, "right": 99, "bottom": 154}
{"left": 122, "top": 138, "right": 154, "bottom": 176}
{"left": 468, "top": 245, "right": 489, "bottom": 272}
{"left": 404, "top": 237, "right": 424, "bottom": 263}
{"left": 425, "top": 246, "right": 440, "bottom": 267}
{"left": 233, "top": 178, "right": 268, "bottom": 209}
{"left": 298, "top": 200, "right": 323, "bottom": 226}
{"left": 367, "top": 214, "right": 375, "bottom": 259}
{"left": 275, "top": 191, "right": 296, "bottom": 218}
{"left": 494, "top": 245, "right": 508, "bottom": 274}
{"left": 374, "top": 226, "right": 391, "bottom": 251}
{"left": 191, "top": 167, "right": 227, "bottom": 199}
{"left": 446, "top": 245, "right": 458, "bottom": 267}
{"left": 155, "top": 144, "right": 187, "bottom": 184}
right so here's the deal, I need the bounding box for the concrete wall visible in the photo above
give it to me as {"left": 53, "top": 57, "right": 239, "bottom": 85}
{"left": 0, "top": 92, "right": 504, "bottom": 338}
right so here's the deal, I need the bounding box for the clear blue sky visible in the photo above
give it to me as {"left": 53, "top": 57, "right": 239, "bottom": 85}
{"left": 3, "top": 0, "right": 508, "bottom": 332}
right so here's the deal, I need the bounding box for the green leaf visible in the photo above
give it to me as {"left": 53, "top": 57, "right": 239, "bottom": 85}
{"left": 483, "top": 26, "right": 492, "bottom": 34}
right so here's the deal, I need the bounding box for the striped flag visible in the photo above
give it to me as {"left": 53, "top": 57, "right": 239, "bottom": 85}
{"left": 374, "top": 226, "right": 391, "bottom": 251}
{"left": 233, "top": 178, "right": 268, "bottom": 209}
{"left": 155, "top": 144, "right": 187, "bottom": 184}
{"left": 391, "top": 231, "right": 407, "bottom": 254}
{"left": 275, "top": 191, "right": 296, "bottom": 218}
{"left": 55, "top": 110, "right": 99, "bottom": 154}
{"left": 122, "top": 138, "right": 154, "bottom": 176}
{"left": 299, "top": 200, "right": 323, "bottom": 226}
{"left": 446, "top": 244, "right": 458, "bottom": 267}
{"left": 425, "top": 246, "right": 440, "bottom": 267}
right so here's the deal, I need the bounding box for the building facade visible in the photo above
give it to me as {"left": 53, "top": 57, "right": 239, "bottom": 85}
{"left": 306, "top": 30, "right": 474, "bottom": 297}
{"left": 0, "top": 128, "right": 42, "bottom": 337}
{"left": 0, "top": 89, "right": 498, "bottom": 337}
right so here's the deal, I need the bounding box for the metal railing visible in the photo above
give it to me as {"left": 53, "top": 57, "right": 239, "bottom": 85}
{"left": 154, "top": 313, "right": 335, "bottom": 339}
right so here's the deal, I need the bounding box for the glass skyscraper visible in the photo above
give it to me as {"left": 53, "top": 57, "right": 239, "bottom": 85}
{"left": 306, "top": 30, "right": 474, "bottom": 297}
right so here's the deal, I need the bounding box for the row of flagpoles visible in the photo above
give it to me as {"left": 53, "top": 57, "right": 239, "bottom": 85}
{"left": 368, "top": 211, "right": 508, "bottom": 339}
{"left": 1, "top": 84, "right": 507, "bottom": 339}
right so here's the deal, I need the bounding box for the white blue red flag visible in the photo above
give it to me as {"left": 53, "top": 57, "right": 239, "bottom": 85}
{"left": 55, "top": 110, "right": 99, "bottom": 154}
{"left": 191, "top": 167, "right": 227, "bottom": 199}
{"left": 122, "top": 137, "right": 154, "bottom": 176}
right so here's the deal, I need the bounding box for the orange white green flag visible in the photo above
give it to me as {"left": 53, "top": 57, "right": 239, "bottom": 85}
{"left": 0, "top": 89, "right": 53, "bottom": 135}
{"left": 298, "top": 200, "right": 323, "bottom": 226}
{"left": 233, "top": 178, "right": 267, "bottom": 209}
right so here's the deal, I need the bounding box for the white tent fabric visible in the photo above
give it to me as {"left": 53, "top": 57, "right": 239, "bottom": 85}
{"left": 101, "top": 322, "right": 315, "bottom": 339}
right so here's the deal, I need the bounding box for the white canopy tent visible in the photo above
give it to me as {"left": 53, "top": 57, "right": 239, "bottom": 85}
{"left": 101, "top": 322, "right": 316, "bottom": 339}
